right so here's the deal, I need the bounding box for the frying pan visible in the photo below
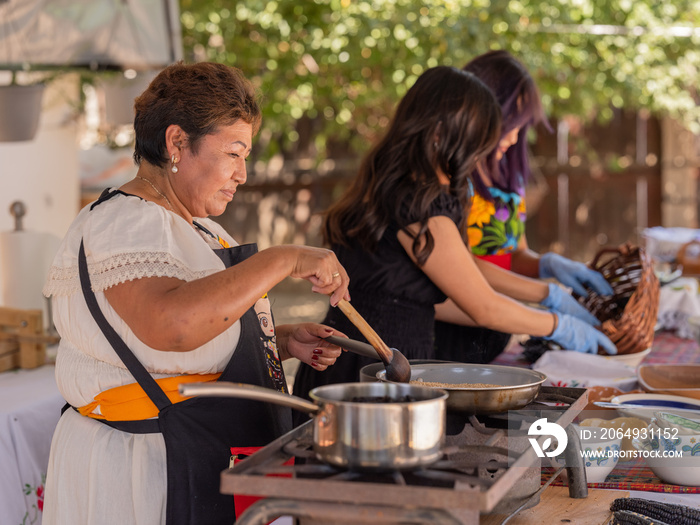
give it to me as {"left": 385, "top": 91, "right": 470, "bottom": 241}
{"left": 377, "top": 363, "right": 547, "bottom": 414}
{"left": 359, "top": 360, "right": 451, "bottom": 383}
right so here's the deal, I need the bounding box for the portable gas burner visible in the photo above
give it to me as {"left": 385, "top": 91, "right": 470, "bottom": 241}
{"left": 221, "top": 386, "right": 589, "bottom": 525}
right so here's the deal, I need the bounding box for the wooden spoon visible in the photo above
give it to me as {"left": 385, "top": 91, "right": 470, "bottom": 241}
{"left": 335, "top": 298, "right": 411, "bottom": 383}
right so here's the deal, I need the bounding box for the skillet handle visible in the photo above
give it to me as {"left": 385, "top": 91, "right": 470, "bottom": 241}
{"left": 179, "top": 382, "right": 319, "bottom": 414}
{"left": 325, "top": 334, "right": 381, "bottom": 360}
{"left": 336, "top": 299, "right": 393, "bottom": 364}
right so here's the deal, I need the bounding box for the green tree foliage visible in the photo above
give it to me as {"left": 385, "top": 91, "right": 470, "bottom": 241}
{"left": 179, "top": 0, "right": 700, "bottom": 160}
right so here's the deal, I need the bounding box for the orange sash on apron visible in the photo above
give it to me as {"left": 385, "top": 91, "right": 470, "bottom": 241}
{"left": 78, "top": 373, "right": 221, "bottom": 421}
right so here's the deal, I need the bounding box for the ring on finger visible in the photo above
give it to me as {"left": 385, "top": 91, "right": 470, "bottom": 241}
{"left": 332, "top": 272, "right": 341, "bottom": 278}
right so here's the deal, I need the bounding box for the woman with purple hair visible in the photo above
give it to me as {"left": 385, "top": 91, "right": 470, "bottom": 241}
{"left": 434, "top": 50, "right": 613, "bottom": 363}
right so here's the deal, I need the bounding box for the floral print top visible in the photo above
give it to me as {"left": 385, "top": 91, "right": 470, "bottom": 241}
{"left": 467, "top": 186, "right": 526, "bottom": 264}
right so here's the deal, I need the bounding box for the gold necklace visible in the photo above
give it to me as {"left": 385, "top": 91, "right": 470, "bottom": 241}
{"left": 137, "top": 176, "right": 175, "bottom": 211}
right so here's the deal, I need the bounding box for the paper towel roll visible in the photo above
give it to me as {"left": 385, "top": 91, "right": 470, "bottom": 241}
{"left": 0, "top": 230, "right": 60, "bottom": 315}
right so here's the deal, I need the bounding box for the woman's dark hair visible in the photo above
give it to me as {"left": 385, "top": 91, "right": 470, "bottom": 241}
{"left": 323, "top": 66, "right": 501, "bottom": 266}
{"left": 463, "top": 50, "right": 551, "bottom": 197}
{"left": 133, "top": 61, "right": 262, "bottom": 167}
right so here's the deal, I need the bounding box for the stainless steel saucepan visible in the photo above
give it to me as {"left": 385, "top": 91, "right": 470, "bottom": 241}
{"left": 377, "top": 363, "right": 546, "bottom": 415}
{"left": 180, "top": 381, "right": 447, "bottom": 470}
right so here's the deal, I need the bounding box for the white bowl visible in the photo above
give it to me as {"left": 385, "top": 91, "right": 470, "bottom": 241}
{"left": 603, "top": 347, "right": 651, "bottom": 368}
{"left": 633, "top": 435, "right": 700, "bottom": 486}
{"left": 646, "top": 419, "right": 700, "bottom": 453}
{"left": 609, "top": 393, "right": 700, "bottom": 422}
{"left": 654, "top": 411, "right": 700, "bottom": 435}
{"left": 580, "top": 438, "right": 622, "bottom": 483}
{"left": 645, "top": 456, "right": 700, "bottom": 486}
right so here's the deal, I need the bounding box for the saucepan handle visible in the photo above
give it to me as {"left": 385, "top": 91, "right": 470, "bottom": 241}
{"left": 179, "top": 381, "right": 320, "bottom": 414}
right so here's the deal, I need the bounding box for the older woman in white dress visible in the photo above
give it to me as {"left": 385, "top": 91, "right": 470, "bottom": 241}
{"left": 42, "top": 62, "right": 349, "bottom": 525}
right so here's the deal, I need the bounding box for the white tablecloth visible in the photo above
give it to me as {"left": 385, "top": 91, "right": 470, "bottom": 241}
{"left": 0, "top": 365, "right": 64, "bottom": 525}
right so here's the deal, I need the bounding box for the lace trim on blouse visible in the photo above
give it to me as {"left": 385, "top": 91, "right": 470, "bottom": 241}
{"left": 43, "top": 250, "right": 213, "bottom": 297}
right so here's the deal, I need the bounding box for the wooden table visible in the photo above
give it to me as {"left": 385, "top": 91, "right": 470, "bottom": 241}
{"left": 482, "top": 486, "right": 626, "bottom": 525}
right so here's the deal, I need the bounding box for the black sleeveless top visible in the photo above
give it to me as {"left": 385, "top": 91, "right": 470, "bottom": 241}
{"left": 293, "top": 191, "right": 462, "bottom": 401}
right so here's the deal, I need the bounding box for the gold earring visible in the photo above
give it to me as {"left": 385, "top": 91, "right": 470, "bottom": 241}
{"left": 171, "top": 154, "right": 179, "bottom": 173}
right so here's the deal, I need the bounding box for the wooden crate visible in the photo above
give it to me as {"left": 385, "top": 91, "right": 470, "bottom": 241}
{"left": 0, "top": 307, "right": 56, "bottom": 372}
{"left": 0, "top": 337, "right": 20, "bottom": 372}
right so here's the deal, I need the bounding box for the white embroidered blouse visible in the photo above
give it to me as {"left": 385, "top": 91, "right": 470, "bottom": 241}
{"left": 43, "top": 191, "right": 242, "bottom": 407}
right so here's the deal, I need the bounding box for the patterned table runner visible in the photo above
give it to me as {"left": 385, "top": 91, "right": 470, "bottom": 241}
{"left": 542, "top": 458, "right": 700, "bottom": 494}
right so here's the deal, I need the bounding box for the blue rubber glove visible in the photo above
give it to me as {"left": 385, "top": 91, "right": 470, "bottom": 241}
{"left": 544, "top": 313, "right": 617, "bottom": 355}
{"left": 541, "top": 283, "right": 600, "bottom": 327}
{"left": 539, "top": 252, "right": 614, "bottom": 297}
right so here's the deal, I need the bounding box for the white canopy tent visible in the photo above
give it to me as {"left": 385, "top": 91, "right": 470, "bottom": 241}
{"left": 0, "top": 0, "right": 182, "bottom": 70}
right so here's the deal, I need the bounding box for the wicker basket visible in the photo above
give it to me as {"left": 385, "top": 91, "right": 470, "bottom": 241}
{"left": 577, "top": 244, "right": 659, "bottom": 356}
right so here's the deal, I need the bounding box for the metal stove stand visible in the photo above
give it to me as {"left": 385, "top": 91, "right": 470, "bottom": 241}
{"left": 221, "top": 386, "right": 589, "bottom": 525}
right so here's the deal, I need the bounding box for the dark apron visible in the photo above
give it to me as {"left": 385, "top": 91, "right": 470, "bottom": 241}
{"left": 71, "top": 189, "right": 292, "bottom": 524}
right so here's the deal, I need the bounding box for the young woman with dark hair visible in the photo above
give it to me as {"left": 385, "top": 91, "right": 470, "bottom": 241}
{"left": 293, "top": 65, "right": 615, "bottom": 404}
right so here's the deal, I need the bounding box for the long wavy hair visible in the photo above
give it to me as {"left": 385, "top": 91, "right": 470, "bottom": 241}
{"left": 323, "top": 66, "right": 501, "bottom": 266}
{"left": 463, "top": 50, "right": 551, "bottom": 197}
